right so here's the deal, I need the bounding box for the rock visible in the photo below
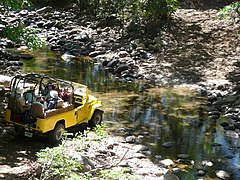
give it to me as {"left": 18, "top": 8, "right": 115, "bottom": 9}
{"left": 50, "top": 45, "right": 61, "bottom": 51}
{"left": 216, "top": 170, "right": 230, "bottom": 179}
{"left": 196, "top": 169, "right": 207, "bottom": 176}
{"left": 223, "top": 125, "right": 236, "bottom": 131}
{"left": 212, "top": 99, "right": 226, "bottom": 109}
{"left": 19, "top": 54, "right": 34, "bottom": 60}
{"left": 133, "top": 144, "right": 149, "bottom": 152}
{"left": 107, "top": 59, "right": 119, "bottom": 67}
{"left": 160, "top": 173, "right": 180, "bottom": 180}
{"left": 177, "top": 154, "right": 190, "bottom": 159}
{"left": 208, "top": 111, "right": 221, "bottom": 116}
{"left": 207, "top": 95, "right": 218, "bottom": 102}
{"left": 8, "top": 55, "right": 20, "bottom": 61}
{"left": 220, "top": 122, "right": 229, "bottom": 127}
{"left": 115, "top": 64, "right": 129, "bottom": 74}
{"left": 234, "top": 122, "right": 240, "bottom": 129}
{"left": 89, "top": 50, "right": 105, "bottom": 57}
{"left": 224, "top": 130, "right": 239, "bottom": 138}
{"left": 36, "top": 6, "right": 52, "bottom": 14}
{"left": 125, "top": 135, "right": 136, "bottom": 143}
{"left": 74, "top": 32, "right": 91, "bottom": 42}
{"left": 162, "top": 141, "right": 174, "bottom": 148}
{"left": 0, "top": 75, "right": 12, "bottom": 88}
{"left": 118, "top": 51, "right": 129, "bottom": 58}
{"left": 224, "top": 95, "right": 238, "bottom": 103}
{"left": 202, "top": 160, "right": 213, "bottom": 167}
{"left": 61, "top": 53, "right": 76, "bottom": 62}
{"left": 209, "top": 114, "right": 220, "bottom": 120}
{"left": 160, "top": 159, "right": 174, "bottom": 166}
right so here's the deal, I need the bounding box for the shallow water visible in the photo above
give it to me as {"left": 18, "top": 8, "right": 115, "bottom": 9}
{"left": 20, "top": 48, "right": 240, "bottom": 179}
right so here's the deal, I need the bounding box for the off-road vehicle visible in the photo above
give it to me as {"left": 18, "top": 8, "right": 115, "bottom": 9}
{"left": 5, "top": 73, "right": 103, "bottom": 143}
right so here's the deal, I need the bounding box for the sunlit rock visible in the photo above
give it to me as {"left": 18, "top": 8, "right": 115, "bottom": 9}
{"left": 160, "top": 159, "right": 174, "bottom": 166}
{"left": 224, "top": 130, "right": 239, "bottom": 138}
{"left": 216, "top": 170, "right": 230, "bottom": 179}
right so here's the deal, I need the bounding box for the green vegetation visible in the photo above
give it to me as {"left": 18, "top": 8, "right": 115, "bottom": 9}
{"left": 217, "top": 1, "right": 240, "bottom": 19}
{"left": 75, "top": 0, "right": 179, "bottom": 35}
{"left": 37, "top": 125, "right": 137, "bottom": 179}
{"left": 0, "top": 0, "right": 31, "bottom": 10}
{"left": 2, "top": 23, "right": 45, "bottom": 49}
{"left": 0, "top": 0, "right": 45, "bottom": 49}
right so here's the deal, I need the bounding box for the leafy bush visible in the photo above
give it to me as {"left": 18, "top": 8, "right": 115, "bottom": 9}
{"left": 2, "top": 23, "right": 45, "bottom": 49}
{"left": 75, "top": 0, "right": 179, "bottom": 23}
{"left": 0, "top": 0, "right": 31, "bottom": 10}
{"left": 217, "top": 1, "right": 240, "bottom": 19}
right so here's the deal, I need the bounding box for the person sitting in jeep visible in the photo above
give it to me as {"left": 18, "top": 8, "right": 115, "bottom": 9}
{"left": 59, "top": 88, "right": 74, "bottom": 103}
{"left": 47, "top": 90, "right": 59, "bottom": 110}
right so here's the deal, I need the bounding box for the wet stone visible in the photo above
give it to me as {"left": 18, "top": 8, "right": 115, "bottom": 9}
{"left": 196, "top": 169, "right": 207, "bottom": 176}
{"left": 162, "top": 141, "right": 174, "bottom": 148}
{"left": 177, "top": 154, "right": 190, "bottom": 159}
{"left": 20, "top": 54, "right": 34, "bottom": 60}
{"left": 220, "top": 122, "right": 229, "bottom": 127}
{"left": 161, "top": 173, "right": 180, "bottom": 180}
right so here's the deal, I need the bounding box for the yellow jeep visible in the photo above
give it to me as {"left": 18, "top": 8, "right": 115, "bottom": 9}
{"left": 5, "top": 73, "right": 103, "bottom": 144}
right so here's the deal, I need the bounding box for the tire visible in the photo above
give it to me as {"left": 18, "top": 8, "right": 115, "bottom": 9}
{"left": 88, "top": 110, "right": 103, "bottom": 128}
{"left": 48, "top": 123, "right": 64, "bottom": 144}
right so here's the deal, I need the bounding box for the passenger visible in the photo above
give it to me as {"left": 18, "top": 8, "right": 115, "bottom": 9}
{"left": 24, "top": 86, "right": 36, "bottom": 105}
{"left": 60, "top": 88, "right": 74, "bottom": 103}
{"left": 45, "top": 84, "right": 55, "bottom": 100}
{"left": 35, "top": 96, "right": 47, "bottom": 110}
{"left": 47, "top": 90, "right": 59, "bottom": 109}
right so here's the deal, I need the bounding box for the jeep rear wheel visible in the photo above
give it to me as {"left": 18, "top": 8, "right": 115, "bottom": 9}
{"left": 48, "top": 123, "right": 64, "bottom": 144}
{"left": 88, "top": 110, "right": 103, "bottom": 128}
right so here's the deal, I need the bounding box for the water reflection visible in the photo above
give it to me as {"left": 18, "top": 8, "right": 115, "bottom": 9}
{"left": 21, "top": 48, "right": 240, "bottom": 179}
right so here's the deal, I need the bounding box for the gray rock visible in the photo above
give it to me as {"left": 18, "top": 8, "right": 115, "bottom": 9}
{"left": 160, "top": 173, "right": 180, "bottom": 180}
{"left": 20, "top": 54, "right": 34, "bottom": 60}
{"left": 89, "top": 50, "right": 105, "bottom": 57}
{"left": 125, "top": 135, "right": 136, "bottom": 143}
{"left": 115, "top": 64, "right": 129, "bottom": 74}
{"left": 133, "top": 144, "right": 149, "bottom": 152}
{"left": 118, "top": 51, "right": 129, "bottom": 58}
{"left": 196, "top": 169, "right": 207, "bottom": 176}
{"left": 224, "top": 130, "right": 239, "bottom": 138}
{"left": 177, "top": 154, "right": 190, "bottom": 159}
{"left": 162, "top": 141, "right": 174, "bottom": 148}
{"left": 216, "top": 170, "right": 230, "bottom": 179}
{"left": 224, "top": 95, "right": 238, "bottom": 103}
{"left": 160, "top": 159, "right": 174, "bottom": 166}
{"left": 36, "top": 6, "right": 52, "bottom": 14}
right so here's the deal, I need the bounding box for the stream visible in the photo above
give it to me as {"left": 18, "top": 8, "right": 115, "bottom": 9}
{"left": 16, "top": 48, "right": 240, "bottom": 179}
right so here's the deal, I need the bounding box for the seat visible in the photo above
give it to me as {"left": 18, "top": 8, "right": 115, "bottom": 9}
{"left": 31, "top": 103, "right": 45, "bottom": 119}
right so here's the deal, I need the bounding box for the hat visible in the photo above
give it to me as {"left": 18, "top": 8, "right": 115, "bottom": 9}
{"left": 50, "top": 90, "right": 58, "bottom": 98}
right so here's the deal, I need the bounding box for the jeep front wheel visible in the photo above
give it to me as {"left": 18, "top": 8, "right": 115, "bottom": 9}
{"left": 88, "top": 110, "right": 103, "bottom": 128}
{"left": 48, "top": 123, "right": 64, "bottom": 144}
